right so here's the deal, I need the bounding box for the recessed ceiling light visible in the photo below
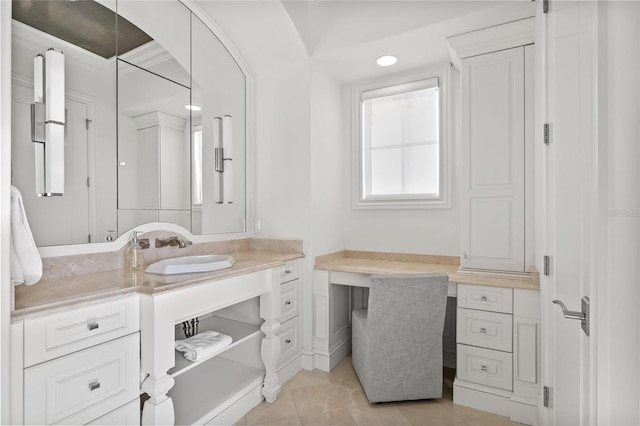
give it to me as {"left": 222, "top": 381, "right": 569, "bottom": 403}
{"left": 376, "top": 55, "right": 397, "bottom": 67}
{"left": 185, "top": 104, "right": 202, "bottom": 111}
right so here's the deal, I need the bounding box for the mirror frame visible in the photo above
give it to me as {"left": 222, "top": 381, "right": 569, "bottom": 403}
{"left": 10, "top": 0, "right": 255, "bottom": 258}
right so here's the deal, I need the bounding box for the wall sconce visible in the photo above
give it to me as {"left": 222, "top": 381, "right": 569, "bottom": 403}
{"left": 213, "top": 115, "right": 233, "bottom": 204}
{"left": 31, "top": 48, "right": 65, "bottom": 197}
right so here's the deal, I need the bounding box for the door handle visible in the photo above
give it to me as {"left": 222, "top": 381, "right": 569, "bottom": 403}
{"left": 552, "top": 296, "right": 590, "bottom": 336}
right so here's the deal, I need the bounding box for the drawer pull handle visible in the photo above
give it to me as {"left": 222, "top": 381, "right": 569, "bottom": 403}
{"left": 480, "top": 365, "right": 488, "bottom": 372}
{"left": 87, "top": 322, "right": 99, "bottom": 331}
{"left": 480, "top": 296, "right": 488, "bottom": 302}
{"left": 285, "top": 300, "right": 292, "bottom": 306}
{"left": 480, "top": 327, "right": 487, "bottom": 334}
{"left": 284, "top": 269, "right": 292, "bottom": 274}
{"left": 285, "top": 339, "right": 292, "bottom": 344}
{"left": 88, "top": 380, "right": 101, "bottom": 391}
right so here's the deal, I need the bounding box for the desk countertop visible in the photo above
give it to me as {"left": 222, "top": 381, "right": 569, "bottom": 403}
{"left": 315, "top": 250, "right": 539, "bottom": 291}
{"left": 13, "top": 239, "right": 304, "bottom": 321}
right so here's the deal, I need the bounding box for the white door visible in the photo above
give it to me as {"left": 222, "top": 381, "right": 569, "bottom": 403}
{"left": 11, "top": 82, "right": 91, "bottom": 246}
{"left": 540, "top": 1, "right": 597, "bottom": 424}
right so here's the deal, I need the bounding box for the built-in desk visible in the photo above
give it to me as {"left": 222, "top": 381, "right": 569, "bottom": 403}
{"left": 312, "top": 250, "right": 540, "bottom": 425}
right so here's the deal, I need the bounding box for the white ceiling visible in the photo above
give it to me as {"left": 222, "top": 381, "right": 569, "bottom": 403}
{"left": 195, "top": 0, "right": 536, "bottom": 83}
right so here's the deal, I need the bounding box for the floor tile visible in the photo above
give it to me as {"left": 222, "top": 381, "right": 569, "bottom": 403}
{"left": 234, "top": 415, "right": 247, "bottom": 425}
{"left": 450, "top": 404, "right": 494, "bottom": 422}
{"left": 347, "top": 404, "right": 411, "bottom": 426}
{"left": 300, "top": 409, "right": 358, "bottom": 425}
{"left": 335, "top": 378, "right": 370, "bottom": 407}
{"left": 247, "top": 390, "right": 299, "bottom": 425}
{"left": 250, "top": 417, "right": 302, "bottom": 426}
{"left": 286, "top": 368, "right": 331, "bottom": 390}
{"left": 396, "top": 403, "right": 464, "bottom": 426}
{"left": 465, "top": 415, "right": 527, "bottom": 426}
{"left": 291, "top": 382, "right": 348, "bottom": 416}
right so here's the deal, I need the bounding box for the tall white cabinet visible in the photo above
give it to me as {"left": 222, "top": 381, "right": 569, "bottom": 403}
{"left": 451, "top": 18, "right": 535, "bottom": 273}
{"left": 448, "top": 17, "right": 539, "bottom": 425}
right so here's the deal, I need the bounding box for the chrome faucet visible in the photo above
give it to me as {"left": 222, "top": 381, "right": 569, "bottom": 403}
{"left": 155, "top": 236, "right": 192, "bottom": 248}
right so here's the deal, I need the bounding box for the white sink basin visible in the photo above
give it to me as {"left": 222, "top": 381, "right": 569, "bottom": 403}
{"left": 145, "top": 254, "right": 235, "bottom": 275}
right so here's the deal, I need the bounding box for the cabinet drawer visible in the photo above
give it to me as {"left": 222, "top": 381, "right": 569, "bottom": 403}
{"left": 25, "top": 333, "right": 140, "bottom": 425}
{"left": 277, "top": 317, "right": 301, "bottom": 367}
{"left": 279, "top": 279, "right": 300, "bottom": 323}
{"left": 457, "top": 284, "right": 513, "bottom": 314}
{"left": 24, "top": 297, "right": 140, "bottom": 367}
{"left": 457, "top": 308, "right": 513, "bottom": 352}
{"left": 457, "top": 344, "right": 513, "bottom": 391}
{"left": 87, "top": 399, "right": 140, "bottom": 425}
{"left": 280, "top": 261, "right": 300, "bottom": 283}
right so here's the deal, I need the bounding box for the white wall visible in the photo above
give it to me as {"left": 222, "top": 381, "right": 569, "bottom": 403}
{"left": 340, "top": 70, "right": 461, "bottom": 256}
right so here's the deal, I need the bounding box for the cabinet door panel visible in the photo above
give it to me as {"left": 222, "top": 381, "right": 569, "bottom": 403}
{"left": 461, "top": 47, "right": 525, "bottom": 272}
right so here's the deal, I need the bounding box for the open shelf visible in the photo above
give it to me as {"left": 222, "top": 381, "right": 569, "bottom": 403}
{"left": 168, "top": 357, "right": 264, "bottom": 426}
{"left": 170, "top": 315, "right": 262, "bottom": 378}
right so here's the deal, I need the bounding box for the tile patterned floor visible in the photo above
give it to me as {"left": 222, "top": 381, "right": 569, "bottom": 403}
{"left": 234, "top": 355, "right": 526, "bottom": 426}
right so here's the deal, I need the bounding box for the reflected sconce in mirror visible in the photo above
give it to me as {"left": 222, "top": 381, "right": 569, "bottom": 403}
{"left": 31, "top": 48, "right": 65, "bottom": 197}
{"left": 213, "top": 115, "right": 233, "bottom": 204}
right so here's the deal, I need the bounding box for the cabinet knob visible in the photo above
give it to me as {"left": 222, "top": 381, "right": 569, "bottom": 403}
{"left": 285, "top": 339, "right": 292, "bottom": 344}
{"left": 87, "top": 322, "right": 99, "bottom": 331}
{"left": 480, "top": 327, "right": 487, "bottom": 334}
{"left": 480, "top": 296, "right": 488, "bottom": 302}
{"left": 284, "top": 269, "right": 292, "bottom": 274}
{"left": 480, "top": 365, "right": 488, "bottom": 372}
{"left": 88, "top": 380, "right": 101, "bottom": 391}
{"left": 285, "top": 300, "right": 292, "bottom": 306}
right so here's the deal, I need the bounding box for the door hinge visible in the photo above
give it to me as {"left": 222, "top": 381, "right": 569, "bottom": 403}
{"left": 86, "top": 177, "right": 90, "bottom": 188}
{"left": 543, "top": 0, "right": 549, "bottom": 13}
{"left": 543, "top": 385, "right": 551, "bottom": 407}
{"left": 88, "top": 234, "right": 92, "bottom": 243}
{"left": 543, "top": 255, "right": 550, "bottom": 276}
{"left": 85, "top": 118, "right": 92, "bottom": 130}
{"left": 543, "top": 123, "right": 550, "bottom": 145}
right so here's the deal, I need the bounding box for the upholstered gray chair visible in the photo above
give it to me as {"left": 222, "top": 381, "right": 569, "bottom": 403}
{"left": 352, "top": 273, "right": 449, "bottom": 403}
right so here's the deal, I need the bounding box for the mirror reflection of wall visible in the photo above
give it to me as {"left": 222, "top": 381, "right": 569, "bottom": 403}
{"left": 10, "top": 0, "right": 248, "bottom": 247}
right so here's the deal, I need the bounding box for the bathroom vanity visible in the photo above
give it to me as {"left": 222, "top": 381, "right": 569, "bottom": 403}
{"left": 10, "top": 238, "right": 304, "bottom": 426}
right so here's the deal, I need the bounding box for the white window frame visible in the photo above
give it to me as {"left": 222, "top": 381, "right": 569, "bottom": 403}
{"left": 352, "top": 66, "right": 451, "bottom": 209}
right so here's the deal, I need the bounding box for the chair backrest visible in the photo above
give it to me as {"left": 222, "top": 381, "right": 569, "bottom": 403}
{"left": 367, "top": 273, "right": 449, "bottom": 347}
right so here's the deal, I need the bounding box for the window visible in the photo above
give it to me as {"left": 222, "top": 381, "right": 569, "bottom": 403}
{"left": 354, "top": 69, "right": 449, "bottom": 208}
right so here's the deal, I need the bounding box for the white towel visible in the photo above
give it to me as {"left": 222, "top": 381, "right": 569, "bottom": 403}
{"left": 10, "top": 186, "right": 42, "bottom": 285}
{"left": 175, "top": 330, "right": 233, "bottom": 362}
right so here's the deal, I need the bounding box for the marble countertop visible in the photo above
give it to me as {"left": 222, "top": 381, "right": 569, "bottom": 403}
{"left": 315, "top": 250, "right": 539, "bottom": 291}
{"left": 13, "top": 239, "right": 304, "bottom": 321}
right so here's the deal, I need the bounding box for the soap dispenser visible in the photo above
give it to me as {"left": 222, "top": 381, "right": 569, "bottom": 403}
{"left": 126, "top": 231, "right": 145, "bottom": 271}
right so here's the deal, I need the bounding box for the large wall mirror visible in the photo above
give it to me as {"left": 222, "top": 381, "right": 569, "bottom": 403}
{"left": 10, "top": 0, "right": 247, "bottom": 247}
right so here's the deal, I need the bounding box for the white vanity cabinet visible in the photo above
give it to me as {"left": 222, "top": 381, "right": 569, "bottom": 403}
{"left": 450, "top": 19, "right": 535, "bottom": 273}
{"left": 454, "top": 284, "right": 540, "bottom": 425}
{"left": 11, "top": 296, "right": 141, "bottom": 425}
{"left": 276, "top": 260, "right": 303, "bottom": 383}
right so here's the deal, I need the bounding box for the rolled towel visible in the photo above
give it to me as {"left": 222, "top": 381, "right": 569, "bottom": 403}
{"left": 10, "top": 185, "right": 42, "bottom": 285}
{"left": 175, "top": 330, "right": 232, "bottom": 362}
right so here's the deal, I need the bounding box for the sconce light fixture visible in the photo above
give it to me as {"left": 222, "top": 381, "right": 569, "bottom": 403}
{"left": 31, "top": 48, "right": 65, "bottom": 196}
{"left": 213, "top": 115, "right": 233, "bottom": 204}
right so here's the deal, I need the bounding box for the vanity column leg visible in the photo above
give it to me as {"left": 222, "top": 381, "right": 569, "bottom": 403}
{"left": 260, "top": 269, "right": 282, "bottom": 403}
{"left": 140, "top": 295, "right": 177, "bottom": 425}
{"left": 141, "top": 374, "right": 175, "bottom": 425}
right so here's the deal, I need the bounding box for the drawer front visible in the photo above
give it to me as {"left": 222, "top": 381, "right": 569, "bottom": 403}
{"left": 279, "top": 279, "right": 300, "bottom": 323}
{"left": 457, "top": 308, "right": 513, "bottom": 352}
{"left": 457, "top": 344, "right": 513, "bottom": 391}
{"left": 457, "top": 284, "right": 513, "bottom": 314}
{"left": 25, "top": 333, "right": 140, "bottom": 425}
{"left": 277, "top": 317, "right": 301, "bottom": 367}
{"left": 280, "top": 261, "right": 300, "bottom": 284}
{"left": 87, "top": 399, "right": 140, "bottom": 425}
{"left": 25, "top": 297, "right": 140, "bottom": 367}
